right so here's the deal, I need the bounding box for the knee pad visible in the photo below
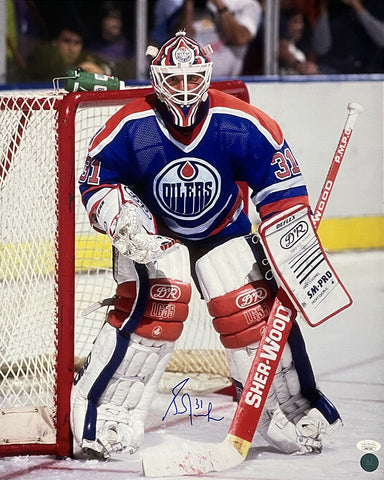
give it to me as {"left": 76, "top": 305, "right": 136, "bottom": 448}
{"left": 196, "top": 237, "right": 274, "bottom": 348}
{"left": 109, "top": 244, "right": 191, "bottom": 342}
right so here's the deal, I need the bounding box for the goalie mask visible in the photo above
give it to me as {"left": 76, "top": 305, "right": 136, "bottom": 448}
{"left": 149, "top": 31, "right": 213, "bottom": 128}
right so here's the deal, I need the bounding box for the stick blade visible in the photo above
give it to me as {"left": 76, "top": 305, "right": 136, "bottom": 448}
{"left": 142, "top": 435, "right": 245, "bottom": 477}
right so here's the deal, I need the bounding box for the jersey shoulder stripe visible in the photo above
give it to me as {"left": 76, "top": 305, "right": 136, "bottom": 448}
{"left": 209, "top": 89, "right": 284, "bottom": 147}
{"left": 88, "top": 95, "right": 156, "bottom": 155}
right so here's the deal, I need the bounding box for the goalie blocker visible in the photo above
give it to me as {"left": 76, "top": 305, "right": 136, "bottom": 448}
{"left": 258, "top": 204, "right": 352, "bottom": 326}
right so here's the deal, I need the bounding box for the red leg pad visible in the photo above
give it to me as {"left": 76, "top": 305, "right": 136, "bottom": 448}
{"left": 208, "top": 279, "right": 274, "bottom": 349}
{"left": 220, "top": 321, "right": 267, "bottom": 348}
{"left": 116, "top": 278, "right": 192, "bottom": 303}
{"left": 109, "top": 278, "right": 191, "bottom": 341}
{"left": 207, "top": 280, "right": 272, "bottom": 317}
{"left": 212, "top": 298, "right": 273, "bottom": 335}
{"left": 135, "top": 319, "right": 184, "bottom": 342}
{"left": 114, "top": 297, "right": 189, "bottom": 322}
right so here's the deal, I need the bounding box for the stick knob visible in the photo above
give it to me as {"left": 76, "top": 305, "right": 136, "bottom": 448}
{"left": 347, "top": 102, "right": 364, "bottom": 115}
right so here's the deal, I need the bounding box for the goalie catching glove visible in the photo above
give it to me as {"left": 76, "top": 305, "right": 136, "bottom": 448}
{"left": 88, "top": 184, "right": 177, "bottom": 263}
{"left": 112, "top": 202, "right": 177, "bottom": 263}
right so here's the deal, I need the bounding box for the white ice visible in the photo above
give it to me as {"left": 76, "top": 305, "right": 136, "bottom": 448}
{"left": 1, "top": 250, "right": 383, "bottom": 480}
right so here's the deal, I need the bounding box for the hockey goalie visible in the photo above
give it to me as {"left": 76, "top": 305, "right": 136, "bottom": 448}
{"left": 71, "top": 31, "right": 349, "bottom": 461}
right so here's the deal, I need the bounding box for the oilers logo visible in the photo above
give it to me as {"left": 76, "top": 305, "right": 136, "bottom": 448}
{"left": 154, "top": 158, "right": 221, "bottom": 219}
{"left": 174, "top": 46, "right": 193, "bottom": 64}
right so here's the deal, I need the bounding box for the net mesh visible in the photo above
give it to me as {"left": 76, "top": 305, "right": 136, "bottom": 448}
{"left": 0, "top": 94, "right": 59, "bottom": 430}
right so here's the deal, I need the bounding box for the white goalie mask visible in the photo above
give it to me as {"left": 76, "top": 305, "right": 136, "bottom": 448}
{"left": 149, "top": 31, "right": 213, "bottom": 128}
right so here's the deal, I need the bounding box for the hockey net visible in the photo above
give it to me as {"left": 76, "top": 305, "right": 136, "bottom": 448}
{"left": 0, "top": 81, "right": 249, "bottom": 457}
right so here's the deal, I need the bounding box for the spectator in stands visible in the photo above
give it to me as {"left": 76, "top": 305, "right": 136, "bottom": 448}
{"left": 156, "top": 0, "right": 262, "bottom": 77}
{"left": 25, "top": 23, "right": 112, "bottom": 82}
{"left": 279, "top": 8, "right": 319, "bottom": 75}
{"left": 279, "top": 7, "right": 320, "bottom": 75}
{"left": 88, "top": 1, "right": 134, "bottom": 79}
{"left": 150, "top": 0, "right": 183, "bottom": 46}
{"left": 341, "top": 0, "right": 384, "bottom": 48}
{"left": 312, "top": 0, "right": 384, "bottom": 74}
{"left": 242, "top": 2, "right": 321, "bottom": 76}
{"left": 6, "top": 0, "right": 47, "bottom": 82}
{"left": 240, "top": 11, "right": 265, "bottom": 76}
{"left": 280, "top": 0, "right": 320, "bottom": 27}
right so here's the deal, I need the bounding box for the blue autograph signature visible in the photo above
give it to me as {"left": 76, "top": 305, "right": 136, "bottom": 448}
{"left": 162, "top": 378, "right": 224, "bottom": 425}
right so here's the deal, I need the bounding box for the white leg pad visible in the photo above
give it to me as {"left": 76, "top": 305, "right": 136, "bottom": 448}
{"left": 196, "top": 236, "right": 263, "bottom": 300}
{"left": 296, "top": 408, "right": 343, "bottom": 444}
{"left": 272, "top": 343, "right": 311, "bottom": 424}
{"left": 195, "top": 236, "right": 341, "bottom": 453}
{"left": 71, "top": 324, "right": 174, "bottom": 458}
{"left": 226, "top": 342, "right": 339, "bottom": 454}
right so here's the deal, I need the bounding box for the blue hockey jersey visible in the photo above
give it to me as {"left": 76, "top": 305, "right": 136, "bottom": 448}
{"left": 79, "top": 89, "right": 309, "bottom": 243}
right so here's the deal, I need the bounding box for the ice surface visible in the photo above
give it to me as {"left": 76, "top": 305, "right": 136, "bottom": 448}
{"left": 1, "top": 250, "right": 383, "bottom": 480}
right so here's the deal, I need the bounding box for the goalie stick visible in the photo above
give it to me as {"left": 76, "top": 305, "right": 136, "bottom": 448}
{"left": 141, "top": 102, "right": 363, "bottom": 477}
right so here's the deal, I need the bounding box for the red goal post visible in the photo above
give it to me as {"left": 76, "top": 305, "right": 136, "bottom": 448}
{"left": 0, "top": 80, "right": 249, "bottom": 458}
